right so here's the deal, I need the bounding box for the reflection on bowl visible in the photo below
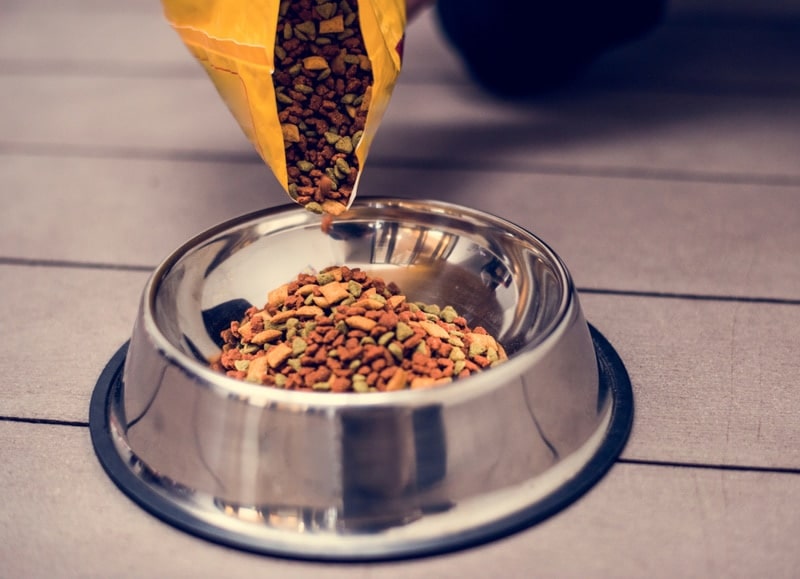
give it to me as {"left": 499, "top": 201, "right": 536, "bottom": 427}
{"left": 96, "top": 198, "right": 628, "bottom": 560}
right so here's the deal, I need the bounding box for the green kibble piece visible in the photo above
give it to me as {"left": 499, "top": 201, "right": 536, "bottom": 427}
{"left": 304, "top": 202, "right": 323, "bottom": 214}
{"left": 316, "top": 2, "right": 337, "bottom": 18}
{"left": 275, "top": 46, "right": 287, "bottom": 61}
{"left": 352, "top": 94, "right": 364, "bottom": 106}
{"left": 324, "top": 131, "right": 341, "bottom": 144}
{"left": 288, "top": 183, "right": 298, "bottom": 199}
{"left": 341, "top": 93, "right": 356, "bottom": 104}
{"left": 241, "top": 343, "right": 259, "bottom": 354}
{"left": 335, "top": 320, "right": 348, "bottom": 334}
{"left": 283, "top": 22, "right": 293, "bottom": 40}
{"left": 486, "top": 348, "right": 499, "bottom": 363}
{"left": 378, "top": 331, "right": 395, "bottom": 346}
{"left": 335, "top": 157, "right": 351, "bottom": 174}
{"left": 274, "top": 374, "right": 287, "bottom": 388}
{"left": 316, "top": 271, "right": 336, "bottom": 285}
{"left": 286, "top": 317, "right": 299, "bottom": 327}
{"left": 339, "top": 0, "right": 353, "bottom": 14}
{"left": 337, "top": 29, "right": 355, "bottom": 40}
{"left": 415, "top": 342, "right": 429, "bottom": 356}
{"left": 352, "top": 130, "right": 363, "bottom": 148}
{"left": 409, "top": 303, "right": 422, "bottom": 313}
{"left": 449, "top": 347, "right": 466, "bottom": 361}
{"left": 294, "top": 83, "right": 314, "bottom": 94}
{"left": 349, "top": 359, "right": 362, "bottom": 370}
{"left": 292, "top": 337, "right": 308, "bottom": 356}
{"left": 334, "top": 136, "right": 353, "bottom": 154}
{"left": 333, "top": 165, "right": 346, "bottom": 180}
{"left": 317, "top": 68, "right": 331, "bottom": 80}
{"left": 347, "top": 280, "right": 362, "bottom": 297}
{"left": 287, "top": 358, "right": 302, "bottom": 371}
{"left": 469, "top": 341, "right": 487, "bottom": 358}
{"left": 343, "top": 54, "right": 360, "bottom": 65}
{"left": 297, "top": 160, "right": 314, "bottom": 172}
{"left": 344, "top": 12, "right": 356, "bottom": 26}
{"left": 453, "top": 360, "right": 466, "bottom": 374}
{"left": 440, "top": 305, "right": 458, "bottom": 323}
{"left": 315, "top": 37, "right": 332, "bottom": 45}
{"left": 340, "top": 296, "right": 354, "bottom": 306}
{"left": 289, "top": 62, "right": 302, "bottom": 75}
{"left": 296, "top": 20, "right": 316, "bottom": 38}
{"left": 388, "top": 342, "right": 404, "bottom": 361}
{"left": 395, "top": 321, "right": 414, "bottom": 341}
{"left": 286, "top": 327, "right": 297, "bottom": 340}
{"left": 276, "top": 91, "right": 293, "bottom": 105}
{"left": 372, "top": 293, "right": 387, "bottom": 305}
{"left": 234, "top": 360, "right": 250, "bottom": 372}
{"left": 327, "top": 349, "right": 339, "bottom": 358}
{"left": 301, "top": 321, "right": 317, "bottom": 337}
{"left": 360, "top": 336, "right": 376, "bottom": 345}
{"left": 294, "top": 29, "right": 309, "bottom": 41}
{"left": 425, "top": 313, "right": 440, "bottom": 322}
{"left": 352, "top": 378, "right": 369, "bottom": 393}
{"left": 422, "top": 304, "right": 441, "bottom": 316}
{"left": 313, "top": 381, "right": 331, "bottom": 391}
{"left": 279, "top": 1, "right": 290, "bottom": 15}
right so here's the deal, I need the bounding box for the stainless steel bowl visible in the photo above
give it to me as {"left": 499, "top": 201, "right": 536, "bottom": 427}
{"left": 90, "top": 198, "right": 632, "bottom": 560}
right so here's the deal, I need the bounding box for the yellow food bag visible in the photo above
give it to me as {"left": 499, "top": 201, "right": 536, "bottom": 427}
{"left": 162, "top": 0, "right": 406, "bottom": 214}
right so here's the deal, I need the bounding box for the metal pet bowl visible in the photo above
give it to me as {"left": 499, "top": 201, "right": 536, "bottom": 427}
{"left": 90, "top": 197, "right": 632, "bottom": 560}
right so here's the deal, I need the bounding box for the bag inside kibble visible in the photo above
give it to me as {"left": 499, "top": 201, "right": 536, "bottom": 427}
{"left": 162, "top": 0, "right": 406, "bottom": 215}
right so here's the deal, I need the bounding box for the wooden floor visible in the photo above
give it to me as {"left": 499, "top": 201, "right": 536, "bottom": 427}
{"left": 2, "top": 1, "right": 799, "bottom": 577}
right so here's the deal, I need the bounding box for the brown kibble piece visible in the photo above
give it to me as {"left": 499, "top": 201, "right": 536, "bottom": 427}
{"left": 319, "top": 15, "right": 345, "bottom": 34}
{"left": 268, "top": 284, "right": 289, "bottom": 308}
{"left": 281, "top": 123, "right": 301, "bottom": 143}
{"left": 296, "top": 305, "right": 324, "bottom": 317}
{"left": 385, "top": 368, "right": 407, "bottom": 391}
{"left": 418, "top": 320, "right": 450, "bottom": 339}
{"left": 246, "top": 356, "right": 268, "bottom": 382}
{"left": 303, "top": 55, "right": 329, "bottom": 70}
{"left": 346, "top": 315, "right": 377, "bottom": 332}
{"left": 319, "top": 281, "right": 350, "bottom": 304}
{"left": 266, "top": 343, "right": 293, "bottom": 368}
{"left": 252, "top": 329, "right": 283, "bottom": 345}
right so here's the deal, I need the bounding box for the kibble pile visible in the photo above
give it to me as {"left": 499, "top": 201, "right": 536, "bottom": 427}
{"left": 212, "top": 266, "right": 508, "bottom": 392}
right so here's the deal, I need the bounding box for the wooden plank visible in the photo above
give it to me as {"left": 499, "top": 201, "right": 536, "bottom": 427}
{"left": 1, "top": 421, "right": 797, "bottom": 578}
{"left": 0, "top": 3, "right": 188, "bottom": 69}
{"left": 580, "top": 293, "right": 800, "bottom": 470}
{"left": 0, "top": 266, "right": 148, "bottom": 423}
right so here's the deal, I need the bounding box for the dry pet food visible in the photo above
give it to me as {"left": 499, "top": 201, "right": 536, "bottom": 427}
{"left": 275, "top": 0, "right": 371, "bottom": 215}
{"left": 212, "top": 266, "right": 507, "bottom": 392}
{"left": 162, "top": 0, "right": 405, "bottom": 214}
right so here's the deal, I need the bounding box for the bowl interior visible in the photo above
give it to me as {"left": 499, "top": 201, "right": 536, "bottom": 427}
{"left": 150, "top": 198, "right": 571, "bottom": 375}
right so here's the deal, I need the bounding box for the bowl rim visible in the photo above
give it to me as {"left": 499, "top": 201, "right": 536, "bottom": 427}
{"left": 137, "top": 197, "right": 578, "bottom": 409}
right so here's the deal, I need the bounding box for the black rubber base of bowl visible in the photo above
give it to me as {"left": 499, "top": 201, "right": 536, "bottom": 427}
{"left": 89, "top": 324, "right": 633, "bottom": 562}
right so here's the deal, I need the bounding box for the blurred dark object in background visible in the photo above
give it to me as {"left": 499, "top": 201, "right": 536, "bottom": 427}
{"left": 436, "top": 0, "right": 668, "bottom": 97}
